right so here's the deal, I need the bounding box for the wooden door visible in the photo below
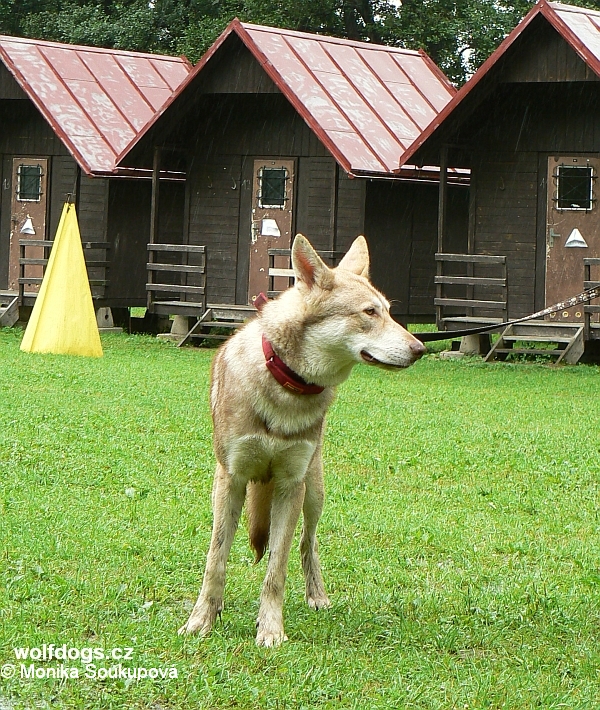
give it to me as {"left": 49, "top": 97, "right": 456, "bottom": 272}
{"left": 248, "top": 158, "right": 295, "bottom": 304}
{"left": 546, "top": 156, "right": 600, "bottom": 322}
{"left": 8, "top": 158, "right": 48, "bottom": 291}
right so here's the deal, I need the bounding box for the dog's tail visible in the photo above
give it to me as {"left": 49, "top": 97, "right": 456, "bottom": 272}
{"left": 246, "top": 480, "right": 274, "bottom": 563}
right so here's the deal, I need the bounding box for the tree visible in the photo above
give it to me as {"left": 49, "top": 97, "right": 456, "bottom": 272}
{"left": 389, "top": 0, "right": 535, "bottom": 84}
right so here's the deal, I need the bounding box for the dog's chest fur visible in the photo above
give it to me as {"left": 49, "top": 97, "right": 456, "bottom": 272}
{"left": 210, "top": 320, "right": 335, "bottom": 483}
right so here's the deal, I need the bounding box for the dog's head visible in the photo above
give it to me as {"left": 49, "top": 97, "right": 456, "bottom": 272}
{"left": 291, "top": 234, "right": 426, "bottom": 371}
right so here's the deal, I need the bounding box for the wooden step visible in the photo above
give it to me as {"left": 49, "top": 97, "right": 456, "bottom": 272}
{"left": 492, "top": 348, "right": 565, "bottom": 356}
{"left": 186, "top": 321, "right": 243, "bottom": 339}
{"left": 207, "top": 304, "right": 256, "bottom": 322}
{"left": 195, "top": 320, "right": 243, "bottom": 328}
{"left": 177, "top": 306, "right": 255, "bottom": 347}
{"left": 485, "top": 322, "right": 585, "bottom": 365}
{"left": 0, "top": 295, "right": 18, "bottom": 327}
{"left": 501, "top": 334, "right": 573, "bottom": 344}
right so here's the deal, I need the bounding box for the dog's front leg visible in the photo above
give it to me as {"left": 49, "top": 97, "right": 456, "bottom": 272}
{"left": 256, "top": 474, "right": 305, "bottom": 647}
{"left": 301, "top": 448, "right": 331, "bottom": 611}
{"left": 179, "top": 463, "right": 246, "bottom": 636}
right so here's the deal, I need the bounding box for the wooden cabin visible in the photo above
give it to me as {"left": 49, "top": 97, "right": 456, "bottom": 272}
{"left": 117, "top": 20, "right": 469, "bottom": 335}
{"left": 400, "top": 0, "right": 600, "bottom": 361}
{"left": 0, "top": 35, "right": 190, "bottom": 326}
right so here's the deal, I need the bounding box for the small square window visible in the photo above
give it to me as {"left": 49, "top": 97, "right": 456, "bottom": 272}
{"left": 17, "top": 164, "right": 43, "bottom": 202}
{"left": 556, "top": 165, "right": 593, "bottom": 210}
{"left": 258, "top": 167, "right": 288, "bottom": 208}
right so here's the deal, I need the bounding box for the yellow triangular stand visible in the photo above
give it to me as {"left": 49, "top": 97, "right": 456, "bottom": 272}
{"left": 20, "top": 202, "right": 103, "bottom": 357}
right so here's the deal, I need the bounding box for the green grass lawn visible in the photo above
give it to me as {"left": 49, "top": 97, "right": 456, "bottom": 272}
{"left": 1, "top": 328, "right": 600, "bottom": 709}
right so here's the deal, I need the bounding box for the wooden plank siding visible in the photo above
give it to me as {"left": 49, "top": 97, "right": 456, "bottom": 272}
{"left": 0, "top": 156, "right": 8, "bottom": 287}
{"left": 196, "top": 38, "right": 281, "bottom": 95}
{"left": 471, "top": 152, "right": 538, "bottom": 318}
{"left": 445, "top": 24, "right": 600, "bottom": 321}
{"left": 184, "top": 91, "right": 364, "bottom": 306}
{"left": 105, "top": 180, "right": 151, "bottom": 306}
{"left": 0, "top": 63, "right": 27, "bottom": 100}
{"left": 336, "top": 172, "right": 366, "bottom": 253}
{"left": 295, "top": 156, "right": 337, "bottom": 253}
{"left": 49, "top": 156, "right": 78, "bottom": 240}
{"left": 365, "top": 181, "right": 468, "bottom": 319}
{"left": 500, "top": 17, "right": 600, "bottom": 84}
{"left": 188, "top": 156, "right": 241, "bottom": 304}
{"left": 124, "top": 37, "right": 470, "bottom": 316}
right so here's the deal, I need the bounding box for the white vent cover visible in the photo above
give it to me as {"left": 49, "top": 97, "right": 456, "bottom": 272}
{"left": 565, "top": 228, "right": 588, "bottom": 248}
{"left": 261, "top": 218, "right": 280, "bottom": 237}
{"left": 20, "top": 217, "right": 35, "bottom": 235}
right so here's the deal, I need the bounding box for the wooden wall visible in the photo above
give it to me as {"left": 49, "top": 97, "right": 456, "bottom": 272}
{"left": 365, "top": 181, "right": 468, "bottom": 318}
{"left": 0, "top": 90, "right": 165, "bottom": 307}
{"left": 499, "top": 17, "right": 600, "bottom": 84}
{"left": 450, "top": 79, "right": 600, "bottom": 318}
{"left": 105, "top": 179, "right": 185, "bottom": 306}
{"left": 184, "top": 93, "right": 362, "bottom": 305}
{"left": 429, "top": 20, "right": 600, "bottom": 320}
{"left": 118, "top": 34, "right": 469, "bottom": 317}
{"left": 0, "top": 99, "right": 73, "bottom": 289}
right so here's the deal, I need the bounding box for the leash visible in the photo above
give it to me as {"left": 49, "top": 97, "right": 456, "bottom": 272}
{"left": 414, "top": 286, "right": 600, "bottom": 342}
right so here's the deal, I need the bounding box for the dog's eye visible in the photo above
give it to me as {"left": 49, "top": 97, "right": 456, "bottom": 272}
{"left": 364, "top": 307, "right": 376, "bottom": 316}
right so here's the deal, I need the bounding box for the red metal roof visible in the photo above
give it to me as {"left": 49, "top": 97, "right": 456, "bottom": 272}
{"left": 398, "top": 0, "right": 600, "bottom": 169}
{"left": 0, "top": 36, "right": 191, "bottom": 175}
{"left": 118, "top": 19, "right": 460, "bottom": 179}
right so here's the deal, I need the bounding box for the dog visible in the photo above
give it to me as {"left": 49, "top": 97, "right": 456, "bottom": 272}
{"left": 179, "top": 234, "right": 426, "bottom": 646}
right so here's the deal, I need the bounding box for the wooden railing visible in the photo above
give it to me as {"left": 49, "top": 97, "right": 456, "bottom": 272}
{"left": 146, "top": 243, "right": 206, "bottom": 316}
{"left": 584, "top": 257, "right": 600, "bottom": 340}
{"left": 19, "top": 239, "right": 109, "bottom": 303}
{"left": 267, "top": 248, "right": 345, "bottom": 298}
{"left": 434, "top": 253, "right": 507, "bottom": 329}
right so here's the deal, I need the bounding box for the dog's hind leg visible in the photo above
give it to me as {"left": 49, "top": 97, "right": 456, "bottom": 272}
{"left": 179, "top": 463, "right": 246, "bottom": 636}
{"left": 300, "top": 448, "right": 331, "bottom": 611}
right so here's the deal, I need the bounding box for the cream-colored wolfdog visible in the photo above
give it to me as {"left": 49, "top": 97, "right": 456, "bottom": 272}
{"left": 179, "top": 234, "right": 425, "bottom": 646}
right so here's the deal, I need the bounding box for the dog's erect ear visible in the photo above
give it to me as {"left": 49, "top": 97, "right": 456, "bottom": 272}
{"left": 337, "top": 236, "right": 370, "bottom": 279}
{"left": 292, "top": 234, "right": 334, "bottom": 290}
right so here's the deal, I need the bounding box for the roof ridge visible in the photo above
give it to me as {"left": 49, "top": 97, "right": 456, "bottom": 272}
{"left": 239, "top": 22, "right": 422, "bottom": 55}
{"left": 548, "top": 1, "right": 600, "bottom": 18}
{"left": 0, "top": 34, "right": 186, "bottom": 63}
{"left": 117, "top": 16, "right": 455, "bottom": 176}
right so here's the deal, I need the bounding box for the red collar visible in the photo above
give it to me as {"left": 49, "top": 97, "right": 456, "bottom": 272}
{"left": 262, "top": 335, "right": 325, "bottom": 395}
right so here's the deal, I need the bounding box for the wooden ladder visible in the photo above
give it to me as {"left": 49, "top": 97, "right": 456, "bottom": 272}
{"left": 178, "top": 305, "right": 256, "bottom": 347}
{"left": 0, "top": 292, "right": 18, "bottom": 327}
{"left": 484, "top": 321, "right": 585, "bottom": 364}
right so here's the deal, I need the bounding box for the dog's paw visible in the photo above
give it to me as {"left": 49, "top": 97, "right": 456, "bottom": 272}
{"left": 178, "top": 599, "right": 220, "bottom": 637}
{"left": 256, "top": 611, "right": 287, "bottom": 647}
{"left": 307, "top": 592, "right": 331, "bottom": 611}
{"left": 256, "top": 627, "right": 288, "bottom": 648}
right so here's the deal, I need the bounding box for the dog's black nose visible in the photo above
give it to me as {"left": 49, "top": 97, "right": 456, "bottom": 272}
{"left": 410, "top": 339, "right": 426, "bottom": 359}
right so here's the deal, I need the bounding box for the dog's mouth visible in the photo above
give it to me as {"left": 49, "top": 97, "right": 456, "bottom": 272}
{"left": 360, "top": 350, "right": 406, "bottom": 369}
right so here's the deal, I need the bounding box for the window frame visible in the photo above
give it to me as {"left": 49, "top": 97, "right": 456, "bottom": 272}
{"left": 257, "top": 166, "right": 289, "bottom": 209}
{"left": 16, "top": 164, "right": 44, "bottom": 203}
{"left": 555, "top": 164, "right": 595, "bottom": 212}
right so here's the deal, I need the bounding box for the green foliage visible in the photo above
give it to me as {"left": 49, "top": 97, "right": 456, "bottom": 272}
{"left": 1, "top": 0, "right": 600, "bottom": 85}
{"left": 0, "top": 0, "right": 542, "bottom": 82}
{"left": 388, "top": 0, "right": 535, "bottom": 84}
